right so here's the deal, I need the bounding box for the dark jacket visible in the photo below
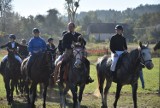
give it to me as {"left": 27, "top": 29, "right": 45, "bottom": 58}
{"left": 58, "top": 40, "right": 64, "bottom": 55}
{"left": 110, "top": 34, "right": 127, "bottom": 53}
{"left": 0, "top": 42, "right": 23, "bottom": 53}
{"left": 46, "top": 43, "right": 55, "bottom": 51}
{"left": 62, "top": 32, "right": 81, "bottom": 49}
{"left": 18, "top": 45, "right": 29, "bottom": 57}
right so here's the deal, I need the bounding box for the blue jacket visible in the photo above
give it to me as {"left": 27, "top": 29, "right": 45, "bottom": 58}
{"left": 28, "top": 36, "right": 47, "bottom": 54}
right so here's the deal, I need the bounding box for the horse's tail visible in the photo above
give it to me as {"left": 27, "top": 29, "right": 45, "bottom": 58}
{"left": 96, "top": 55, "right": 108, "bottom": 87}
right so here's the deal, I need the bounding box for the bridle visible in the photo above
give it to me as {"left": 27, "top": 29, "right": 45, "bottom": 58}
{"left": 138, "top": 48, "right": 152, "bottom": 66}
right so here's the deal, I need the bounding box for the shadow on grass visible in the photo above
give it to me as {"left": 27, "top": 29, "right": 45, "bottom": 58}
{"left": 11, "top": 100, "right": 29, "bottom": 108}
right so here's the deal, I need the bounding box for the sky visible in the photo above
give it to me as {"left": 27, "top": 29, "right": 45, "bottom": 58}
{"left": 12, "top": 0, "right": 160, "bottom": 17}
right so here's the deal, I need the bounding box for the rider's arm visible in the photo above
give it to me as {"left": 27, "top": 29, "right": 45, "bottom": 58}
{"left": 0, "top": 43, "right": 9, "bottom": 48}
{"left": 41, "top": 39, "right": 47, "bottom": 52}
{"left": 110, "top": 37, "right": 116, "bottom": 53}
{"left": 28, "top": 39, "right": 34, "bottom": 54}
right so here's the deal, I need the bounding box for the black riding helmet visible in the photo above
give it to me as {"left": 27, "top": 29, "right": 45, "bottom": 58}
{"left": 48, "top": 38, "right": 54, "bottom": 42}
{"left": 9, "top": 34, "right": 16, "bottom": 40}
{"left": 32, "top": 28, "right": 40, "bottom": 33}
{"left": 21, "top": 39, "right": 27, "bottom": 44}
{"left": 115, "top": 25, "right": 123, "bottom": 31}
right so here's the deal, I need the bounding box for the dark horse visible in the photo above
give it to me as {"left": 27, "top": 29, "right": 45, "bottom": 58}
{"left": 21, "top": 50, "right": 54, "bottom": 108}
{"left": 154, "top": 41, "right": 160, "bottom": 51}
{"left": 96, "top": 42, "right": 154, "bottom": 108}
{"left": 58, "top": 43, "right": 87, "bottom": 108}
{"left": 2, "top": 50, "right": 21, "bottom": 105}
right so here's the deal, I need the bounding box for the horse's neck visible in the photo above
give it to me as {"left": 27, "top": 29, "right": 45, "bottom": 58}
{"left": 128, "top": 49, "right": 140, "bottom": 71}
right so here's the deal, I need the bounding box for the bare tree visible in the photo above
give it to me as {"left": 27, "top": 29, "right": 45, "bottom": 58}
{"left": 0, "top": 0, "right": 12, "bottom": 33}
{"left": 65, "top": 0, "right": 80, "bottom": 23}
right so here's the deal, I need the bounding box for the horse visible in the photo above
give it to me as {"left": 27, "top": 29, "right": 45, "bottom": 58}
{"left": 21, "top": 50, "right": 54, "bottom": 108}
{"left": 2, "top": 50, "right": 21, "bottom": 105}
{"left": 154, "top": 41, "right": 160, "bottom": 51}
{"left": 58, "top": 43, "right": 87, "bottom": 108}
{"left": 96, "top": 42, "right": 154, "bottom": 108}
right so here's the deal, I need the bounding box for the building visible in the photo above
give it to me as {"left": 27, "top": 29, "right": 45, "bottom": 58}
{"left": 87, "top": 23, "right": 128, "bottom": 41}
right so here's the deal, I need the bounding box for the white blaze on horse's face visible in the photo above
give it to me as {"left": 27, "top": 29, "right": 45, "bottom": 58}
{"left": 73, "top": 47, "right": 83, "bottom": 68}
{"left": 141, "top": 48, "right": 154, "bottom": 70}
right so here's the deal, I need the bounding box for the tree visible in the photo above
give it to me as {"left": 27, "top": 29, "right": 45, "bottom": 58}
{"left": 0, "top": 0, "right": 13, "bottom": 34}
{"left": 65, "top": 0, "right": 80, "bottom": 23}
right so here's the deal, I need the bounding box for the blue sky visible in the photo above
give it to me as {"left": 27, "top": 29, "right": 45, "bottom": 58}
{"left": 12, "top": 0, "right": 160, "bottom": 17}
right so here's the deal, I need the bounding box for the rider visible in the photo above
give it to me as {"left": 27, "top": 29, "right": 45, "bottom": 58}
{"left": 0, "top": 34, "right": 23, "bottom": 72}
{"left": 18, "top": 39, "right": 29, "bottom": 59}
{"left": 110, "top": 25, "right": 127, "bottom": 76}
{"left": 47, "top": 38, "right": 56, "bottom": 51}
{"left": 57, "top": 22, "right": 94, "bottom": 84}
{"left": 27, "top": 28, "right": 47, "bottom": 79}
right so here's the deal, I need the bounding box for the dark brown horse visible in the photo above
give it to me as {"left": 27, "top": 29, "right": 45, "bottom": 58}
{"left": 96, "top": 42, "right": 154, "bottom": 108}
{"left": 58, "top": 44, "right": 87, "bottom": 108}
{"left": 154, "top": 41, "right": 160, "bottom": 51}
{"left": 2, "top": 51, "right": 21, "bottom": 105}
{"left": 21, "top": 50, "right": 53, "bottom": 108}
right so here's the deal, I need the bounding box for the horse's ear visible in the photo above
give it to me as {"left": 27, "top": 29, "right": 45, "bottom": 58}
{"left": 146, "top": 41, "right": 149, "bottom": 47}
{"left": 139, "top": 41, "right": 143, "bottom": 48}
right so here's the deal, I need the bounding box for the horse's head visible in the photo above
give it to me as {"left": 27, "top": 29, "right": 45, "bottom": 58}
{"left": 153, "top": 41, "right": 160, "bottom": 51}
{"left": 73, "top": 43, "right": 84, "bottom": 68}
{"left": 139, "top": 42, "right": 154, "bottom": 70}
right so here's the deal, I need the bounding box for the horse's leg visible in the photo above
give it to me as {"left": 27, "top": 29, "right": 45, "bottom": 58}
{"left": 25, "top": 80, "right": 30, "bottom": 104}
{"left": 43, "top": 81, "right": 49, "bottom": 108}
{"left": 78, "top": 84, "right": 85, "bottom": 108}
{"left": 4, "top": 77, "right": 11, "bottom": 105}
{"left": 103, "top": 78, "right": 112, "bottom": 108}
{"left": 70, "top": 85, "right": 78, "bottom": 108}
{"left": 98, "top": 72, "right": 105, "bottom": 107}
{"left": 15, "top": 80, "right": 19, "bottom": 95}
{"left": 113, "top": 84, "right": 122, "bottom": 108}
{"left": 132, "top": 82, "right": 138, "bottom": 108}
{"left": 30, "top": 82, "right": 37, "bottom": 108}
{"left": 10, "top": 79, "right": 16, "bottom": 103}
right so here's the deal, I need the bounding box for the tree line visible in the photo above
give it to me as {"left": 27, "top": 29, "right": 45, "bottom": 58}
{"left": 0, "top": 1, "right": 160, "bottom": 44}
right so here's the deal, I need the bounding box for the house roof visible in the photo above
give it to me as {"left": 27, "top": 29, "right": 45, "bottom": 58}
{"left": 87, "top": 23, "right": 128, "bottom": 34}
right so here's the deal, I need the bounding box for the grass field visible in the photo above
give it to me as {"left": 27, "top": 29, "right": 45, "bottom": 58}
{"left": 0, "top": 48, "right": 160, "bottom": 107}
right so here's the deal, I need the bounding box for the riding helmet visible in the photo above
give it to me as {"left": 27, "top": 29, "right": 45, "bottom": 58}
{"left": 48, "top": 38, "right": 54, "bottom": 42}
{"left": 115, "top": 25, "right": 123, "bottom": 31}
{"left": 9, "top": 34, "right": 16, "bottom": 40}
{"left": 32, "top": 28, "right": 40, "bottom": 33}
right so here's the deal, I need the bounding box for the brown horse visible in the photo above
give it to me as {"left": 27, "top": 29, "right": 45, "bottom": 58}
{"left": 21, "top": 50, "right": 53, "bottom": 108}
{"left": 58, "top": 44, "right": 87, "bottom": 108}
{"left": 96, "top": 42, "right": 154, "bottom": 108}
{"left": 1, "top": 51, "right": 21, "bottom": 105}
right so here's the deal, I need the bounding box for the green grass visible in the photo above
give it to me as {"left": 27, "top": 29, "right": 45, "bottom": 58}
{"left": 0, "top": 52, "right": 160, "bottom": 107}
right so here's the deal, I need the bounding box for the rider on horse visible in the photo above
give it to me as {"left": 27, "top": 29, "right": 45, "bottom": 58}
{"left": 0, "top": 34, "right": 23, "bottom": 72}
{"left": 18, "top": 39, "right": 29, "bottom": 59}
{"left": 57, "top": 22, "right": 94, "bottom": 84}
{"left": 110, "top": 25, "right": 128, "bottom": 76}
{"left": 27, "top": 28, "right": 47, "bottom": 80}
